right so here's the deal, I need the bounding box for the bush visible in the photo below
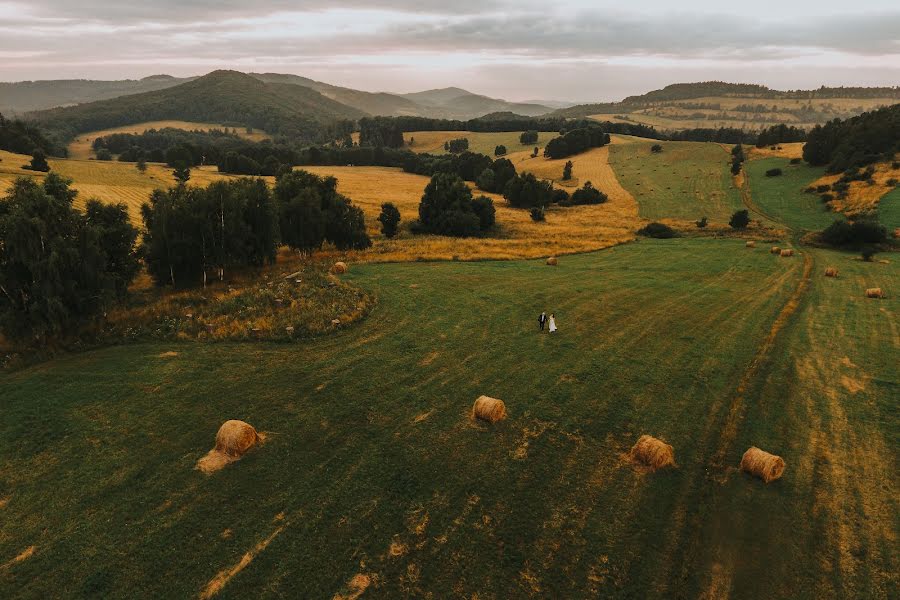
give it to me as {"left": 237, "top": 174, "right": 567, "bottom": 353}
{"left": 471, "top": 195, "right": 496, "bottom": 231}
{"left": 494, "top": 145, "right": 507, "bottom": 156}
{"left": 730, "top": 160, "right": 742, "bottom": 175}
{"left": 530, "top": 207, "right": 545, "bottom": 222}
{"left": 562, "top": 160, "right": 573, "bottom": 181}
{"left": 520, "top": 130, "right": 538, "bottom": 145}
{"left": 696, "top": 216, "right": 708, "bottom": 228}
{"left": 651, "top": 144, "right": 663, "bottom": 153}
{"left": 637, "top": 222, "right": 676, "bottom": 239}
{"left": 95, "top": 148, "right": 113, "bottom": 161}
{"left": 861, "top": 247, "right": 877, "bottom": 262}
{"left": 378, "top": 202, "right": 401, "bottom": 238}
{"left": 24, "top": 149, "right": 50, "bottom": 172}
{"left": 729, "top": 209, "right": 751, "bottom": 229}
{"left": 567, "top": 181, "right": 608, "bottom": 206}
{"left": 790, "top": 157, "right": 802, "bottom": 164}
{"left": 765, "top": 168, "right": 783, "bottom": 177}
{"left": 476, "top": 168, "right": 495, "bottom": 192}
{"left": 503, "top": 172, "right": 554, "bottom": 209}
{"left": 551, "top": 188, "right": 570, "bottom": 205}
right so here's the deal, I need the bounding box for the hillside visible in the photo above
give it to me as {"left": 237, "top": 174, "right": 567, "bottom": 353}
{"left": 551, "top": 82, "right": 900, "bottom": 130}
{"left": 26, "top": 71, "right": 365, "bottom": 145}
{"left": 0, "top": 75, "right": 191, "bottom": 115}
{"left": 399, "top": 87, "right": 551, "bottom": 118}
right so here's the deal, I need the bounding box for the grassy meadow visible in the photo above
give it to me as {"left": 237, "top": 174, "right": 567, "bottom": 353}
{"left": 1, "top": 131, "right": 897, "bottom": 598}
{"left": 404, "top": 131, "right": 559, "bottom": 156}
{"left": 608, "top": 140, "right": 745, "bottom": 223}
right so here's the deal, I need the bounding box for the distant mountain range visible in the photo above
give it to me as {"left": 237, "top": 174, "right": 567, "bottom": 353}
{"left": 0, "top": 71, "right": 557, "bottom": 121}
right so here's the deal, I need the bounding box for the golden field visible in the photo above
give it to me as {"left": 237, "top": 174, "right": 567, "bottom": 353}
{"left": 67, "top": 120, "right": 270, "bottom": 159}
{"left": 404, "top": 130, "right": 559, "bottom": 156}
{"left": 810, "top": 158, "right": 900, "bottom": 217}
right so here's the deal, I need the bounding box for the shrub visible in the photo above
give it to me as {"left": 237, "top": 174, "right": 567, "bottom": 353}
{"left": 696, "top": 216, "right": 708, "bottom": 228}
{"left": 651, "top": 144, "right": 663, "bottom": 153}
{"left": 887, "top": 178, "right": 898, "bottom": 187}
{"left": 637, "top": 222, "right": 676, "bottom": 239}
{"left": 476, "top": 168, "right": 495, "bottom": 192}
{"left": 765, "top": 168, "right": 783, "bottom": 177}
{"left": 567, "top": 181, "right": 608, "bottom": 205}
{"left": 530, "top": 207, "right": 545, "bottom": 222}
{"left": 378, "top": 202, "right": 401, "bottom": 238}
{"left": 95, "top": 148, "right": 113, "bottom": 161}
{"left": 520, "top": 130, "right": 538, "bottom": 145}
{"left": 861, "top": 247, "right": 877, "bottom": 261}
{"left": 24, "top": 148, "right": 50, "bottom": 172}
{"left": 790, "top": 157, "right": 802, "bottom": 164}
{"left": 494, "top": 145, "right": 507, "bottom": 156}
{"left": 729, "top": 209, "right": 751, "bottom": 229}
{"left": 562, "top": 160, "right": 573, "bottom": 181}
{"left": 730, "top": 160, "right": 742, "bottom": 175}
{"left": 503, "top": 172, "right": 554, "bottom": 209}
{"left": 471, "top": 195, "right": 496, "bottom": 231}
{"left": 551, "top": 188, "right": 570, "bottom": 205}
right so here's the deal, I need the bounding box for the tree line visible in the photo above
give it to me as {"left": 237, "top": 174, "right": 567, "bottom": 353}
{"left": 0, "top": 112, "right": 64, "bottom": 156}
{"left": 802, "top": 104, "right": 900, "bottom": 172}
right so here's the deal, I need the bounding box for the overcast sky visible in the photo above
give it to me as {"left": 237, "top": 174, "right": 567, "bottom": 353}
{"left": 1, "top": 0, "right": 898, "bottom": 102}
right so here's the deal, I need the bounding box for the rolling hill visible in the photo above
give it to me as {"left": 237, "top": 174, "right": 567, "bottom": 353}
{"left": 26, "top": 70, "right": 366, "bottom": 144}
{"left": 398, "top": 87, "right": 552, "bottom": 118}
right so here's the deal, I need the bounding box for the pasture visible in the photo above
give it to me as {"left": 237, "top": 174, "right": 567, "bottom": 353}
{"left": 743, "top": 158, "right": 832, "bottom": 231}
{"left": 6, "top": 236, "right": 897, "bottom": 599}
{"left": 608, "top": 140, "right": 745, "bottom": 223}
{"left": 67, "top": 121, "right": 270, "bottom": 160}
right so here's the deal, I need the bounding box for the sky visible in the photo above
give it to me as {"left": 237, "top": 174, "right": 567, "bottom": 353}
{"left": 0, "top": 0, "right": 898, "bottom": 102}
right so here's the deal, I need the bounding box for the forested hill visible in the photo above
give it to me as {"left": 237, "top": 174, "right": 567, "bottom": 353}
{"left": 26, "top": 71, "right": 364, "bottom": 145}
{"left": 0, "top": 75, "right": 191, "bottom": 115}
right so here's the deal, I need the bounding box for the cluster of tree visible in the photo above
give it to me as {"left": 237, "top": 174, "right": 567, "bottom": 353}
{"left": 378, "top": 203, "right": 401, "bottom": 238}
{"left": 22, "top": 149, "right": 51, "bottom": 172}
{"left": 543, "top": 128, "right": 610, "bottom": 159}
{"left": 0, "top": 112, "right": 63, "bottom": 156}
{"left": 730, "top": 144, "right": 745, "bottom": 175}
{"left": 637, "top": 222, "right": 676, "bottom": 238}
{"left": 475, "top": 158, "right": 517, "bottom": 194}
{"left": 218, "top": 151, "right": 292, "bottom": 177}
{"left": 755, "top": 124, "right": 806, "bottom": 147}
{"left": 520, "top": 130, "right": 538, "bottom": 144}
{"left": 444, "top": 138, "right": 469, "bottom": 153}
{"left": 415, "top": 173, "right": 495, "bottom": 237}
{"left": 562, "top": 181, "right": 607, "bottom": 206}
{"left": 141, "top": 171, "right": 370, "bottom": 287}
{"left": 802, "top": 104, "right": 900, "bottom": 172}
{"left": 0, "top": 175, "right": 139, "bottom": 341}
{"left": 819, "top": 218, "right": 889, "bottom": 248}
{"left": 729, "top": 209, "right": 751, "bottom": 229}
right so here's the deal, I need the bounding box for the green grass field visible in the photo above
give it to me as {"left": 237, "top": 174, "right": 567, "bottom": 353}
{"left": 2, "top": 236, "right": 896, "bottom": 598}
{"left": 877, "top": 186, "right": 900, "bottom": 230}
{"left": 744, "top": 158, "right": 834, "bottom": 231}
{"left": 608, "top": 140, "right": 744, "bottom": 223}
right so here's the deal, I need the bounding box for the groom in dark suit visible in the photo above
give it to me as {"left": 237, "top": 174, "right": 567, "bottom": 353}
{"left": 538, "top": 311, "right": 547, "bottom": 331}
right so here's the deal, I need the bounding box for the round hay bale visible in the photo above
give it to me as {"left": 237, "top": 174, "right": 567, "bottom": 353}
{"left": 472, "top": 395, "right": 507, "bottom": 423}
{"left": 824, "top": 267, "right": 838, "bottom": 278}
{"left": 745, "top": 240, "right": 756, "bottom": 248}
{"left": 546, "top": 256, "right": 558, "bottom": 266}
{"left": 331, "top": 261, "right": 348, "bottom": 275}
{"left": 629, "top": 435, "right": 676, "bottom": 470}
{"left": 196, "top": 420, "right": 259, "bottom": 474}
{"left": 780, "top": 249, "right": 794, "bottom": 257}
{"left": 740, "top": 447, "right": 785, "bottom": 483}
{"left": 770, "top": 246, "right": 781, "bottom": 255}
{"left": 865, "top": 287, "right": 885, "bottom": 299}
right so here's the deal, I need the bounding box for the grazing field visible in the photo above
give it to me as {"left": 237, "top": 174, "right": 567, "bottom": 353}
{"left": 0, "top": 237, "right": 863, "bottom": 599}
{"left": 877, "top": 187, "right": 900, "bottom": 230}
{"left": 405, "top": 131, "right": 558, "bottom": 156}
{"left": 608, "top": 140, "right": 745, "bottom": 223}
{"left": 67, "top": 121, "right": 271, "bottom": 160}
{"left": 743, "top": 158, "right": 833, "bottom": 231}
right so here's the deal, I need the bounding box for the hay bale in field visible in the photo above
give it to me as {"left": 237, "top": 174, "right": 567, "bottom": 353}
{"left": 331, "top": 261, "right": 348, "bottom": 274}
{"left": 629, "top": 435, "right": 676, "bottom": 470}
{"left": 472, "top": 395, "right": 507, "bottom": 423}
{"left": 824, "top": 267, "right": 838, "bottom": 278}
{"left": 196, "top": 420, "right": 260, "bottom": 474}
{"left": 780, "top": 249, "right": 794, "bottom": 257}
{"left": 740, "top": 447, "right": 785, "bottom": 483}
{"left": 546, "top": 256, "right": 558, "bottom": 266}
{"left": 746, "top": 241, "right": 756, "bottom": 248}
{"left": 865, "top": 287, "right": 885, "bottom": 299}
{"left": 770, "top": 246, "right": 781, "bottom": 255}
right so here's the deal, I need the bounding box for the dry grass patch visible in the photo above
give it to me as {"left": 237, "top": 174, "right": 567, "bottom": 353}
{"left": 746, "top": 143, "right": 805, "bottom": 160}
{"left": 811, "top": 158, "right": 899, "bottom": 217}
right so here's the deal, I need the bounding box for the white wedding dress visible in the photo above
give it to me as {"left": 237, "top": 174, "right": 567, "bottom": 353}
{"left": 548, "top": 317, "right": 557, "bottom": 333}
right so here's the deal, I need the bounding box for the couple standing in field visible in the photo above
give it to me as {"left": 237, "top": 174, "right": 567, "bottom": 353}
{"left": 538, "top": 311, "right": 557, "bottom": 333}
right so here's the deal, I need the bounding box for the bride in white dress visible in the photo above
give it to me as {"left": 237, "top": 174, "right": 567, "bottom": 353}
{"left": 548, "top": 313, "right": 557, "bottom": 333}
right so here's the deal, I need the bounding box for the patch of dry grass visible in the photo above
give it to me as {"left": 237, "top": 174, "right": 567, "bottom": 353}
{"left": 405, "top": 130, "right": 558, "bottom": 156}
{"left": 745, "top": 143, "right": 805, "bottom": 160}
{"left": 810, "top": 158, "right": 900, "bottom": 218}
